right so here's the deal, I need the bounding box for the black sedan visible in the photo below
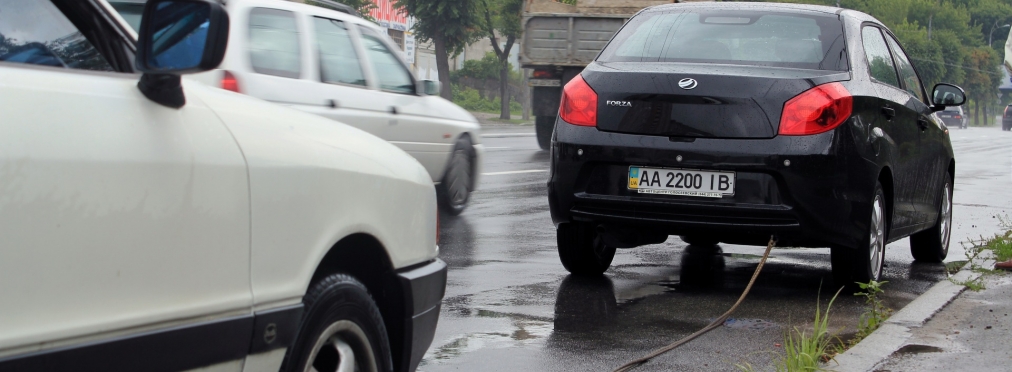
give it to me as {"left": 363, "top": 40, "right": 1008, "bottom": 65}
{"left": 548, "top": 2, "right": 960, "bottom": 285}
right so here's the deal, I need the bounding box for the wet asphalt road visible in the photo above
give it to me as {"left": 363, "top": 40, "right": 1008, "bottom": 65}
{"left": 420, "top": 125, "right": 1012, "bottom": 371}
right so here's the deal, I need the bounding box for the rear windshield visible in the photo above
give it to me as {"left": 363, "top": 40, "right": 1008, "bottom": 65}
{"left": 597, "top": 10, "right": 848, "bottom": 71}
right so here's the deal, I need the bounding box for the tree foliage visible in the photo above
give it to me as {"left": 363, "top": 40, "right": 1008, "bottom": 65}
{"left": 481, "top": 0, "right": 524, "bottom": 119}
{"left": 395, "top": 0, "right": 483, "bottom": 98}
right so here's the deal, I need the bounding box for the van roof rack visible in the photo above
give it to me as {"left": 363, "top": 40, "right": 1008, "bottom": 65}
{"left": 304, "top": 0, "right": 361, "bottom": 17}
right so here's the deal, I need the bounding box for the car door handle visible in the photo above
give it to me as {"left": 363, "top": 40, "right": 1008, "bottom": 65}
{"left": 881, "top": 106, "right": 896, "bottom": 119}
{"left": 917, "top": 119, "right": 929, "bottom": 131}
{"left": 327, "top": 99, "right": 338, "bottom": 109}
{"left": 389, "top": 106, "right": 398, "bottom": 115}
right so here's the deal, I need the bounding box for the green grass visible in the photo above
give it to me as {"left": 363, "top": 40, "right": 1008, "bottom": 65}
{"left": 737, "top": 289, "right": 843, "bottom": 372}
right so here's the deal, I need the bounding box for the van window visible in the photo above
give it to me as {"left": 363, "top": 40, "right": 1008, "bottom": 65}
{"left": 0, "top": 0, "right": 113, "bottom": 71}
{"left": 358, "top": 26, "right": 415, "bottom": 94}
{"left": 249, "top": 8, "right": 301, "bottom": 78}
{"left": 313, "top": 17, "right": 365, "bottom": 86}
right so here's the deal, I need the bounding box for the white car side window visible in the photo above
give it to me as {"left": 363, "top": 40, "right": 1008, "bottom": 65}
{"left": 313, "top": 17, "right": 366, "bottom": 87}
{"left": 249, "top": 7, "right": 301, "bottom": 79}
{"left": 357, "top": 26, "right": 415, "bottom": 94}
{"left": 0, "top": 0, "right": 113, "bottom": 71}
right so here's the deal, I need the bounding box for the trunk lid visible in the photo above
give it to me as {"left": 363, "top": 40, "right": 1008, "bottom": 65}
{"left": 583, "top": 62, "right": 849, "bottom": 138}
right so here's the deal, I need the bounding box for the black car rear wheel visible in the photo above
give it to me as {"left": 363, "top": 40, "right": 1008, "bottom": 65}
{"left": 557, "top": 222, "right": 616, "bottom": 276}
{"left": 831, "top": 183, "right": 887, "bottom": 286}
{"left": 910, "top": 179, "right": 952, "bottom": 262}
{"left": 535, "top": 116, "right": 554, "bottom": 150}
{"left": 680, "top": 235, "right": 719, "bottom": 247}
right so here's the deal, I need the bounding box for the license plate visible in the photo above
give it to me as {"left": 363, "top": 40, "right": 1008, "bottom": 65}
{"left": 628, "top": 166, "right": 735, "bottom": 198}
{"left": 529, "top": 79, "right": 561, "bottom": 87}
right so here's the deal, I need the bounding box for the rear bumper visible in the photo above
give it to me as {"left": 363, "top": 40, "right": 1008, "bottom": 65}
{"left": 548, "top": 122, "right": 878, "bottom": 248}
{"left": 394, "top": 259, "right": 446, "bottom": 372}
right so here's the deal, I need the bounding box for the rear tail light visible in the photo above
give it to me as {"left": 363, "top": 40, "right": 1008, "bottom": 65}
{"left": 221, "top": 71, "right": 240, "bottom": 93}
{"left": 532, "top": 69, "right": 556, "bottom": 79}
{"left": 953, "top": 115, "right": 962, "bottom": 119}
{"left": 559, "top": 75, "right": 598, "bottom": 127}
{"left": 779, "top": 82, "right": 853, "bottom": 136}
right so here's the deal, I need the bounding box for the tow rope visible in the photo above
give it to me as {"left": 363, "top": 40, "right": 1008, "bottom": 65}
{"left": 613, "top": 235, "right": 778, "bottom": 372}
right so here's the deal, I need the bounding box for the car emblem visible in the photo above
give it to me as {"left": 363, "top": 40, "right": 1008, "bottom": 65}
{"left": 678, "top": 78, "right": 698, "bottom": 90}
{"left": 607, "top": 100, "right": 632, "bottom": 107}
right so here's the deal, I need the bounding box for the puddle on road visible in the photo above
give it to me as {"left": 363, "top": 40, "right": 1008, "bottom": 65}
{"left": 420, "top": 308, "right": 553, "bottom": 367}
{"left": 895, "top": 344, "right": 944, "bottom": 354}
{"left": 721, "top": 318, "right": 780, "bottom": 330}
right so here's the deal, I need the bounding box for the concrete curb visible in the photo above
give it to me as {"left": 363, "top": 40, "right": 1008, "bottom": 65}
{"left": 825, "top": 260, "right": 992, "bottom": 372}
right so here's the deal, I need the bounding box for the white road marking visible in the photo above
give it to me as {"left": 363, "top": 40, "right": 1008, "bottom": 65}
{"left": 482, "top": 133, "right": 536, "bottom": 138}
{"left": 482, "top": 169, "right": 549, "bottom": 176}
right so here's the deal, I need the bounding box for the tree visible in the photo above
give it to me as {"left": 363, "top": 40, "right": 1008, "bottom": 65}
{"left": 395, "top": 0, "right": 483, "bottom": 99}
{"left": 481, "top": 0, "right": 524, "bottom": 119}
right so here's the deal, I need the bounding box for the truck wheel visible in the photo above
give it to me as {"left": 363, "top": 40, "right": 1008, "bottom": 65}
{"left": 437, "top": 137, "right": 474, "bottom": 216}
{"left": 910, "top": 179, "right": 952, "bottom": 263}
{"left": 535, "top": 116, "right": 554, "bottom": 150}
{"left": 831, "top": 183, "right": 887, "bottom": 287}
{"left": 557, "top": 222, "right": 616, "bottom": 276}
{"left": 282, "top": 274, "right": 393, "bottom": 372}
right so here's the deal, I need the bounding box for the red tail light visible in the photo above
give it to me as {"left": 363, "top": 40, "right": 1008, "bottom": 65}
{"left": 559, "top": 75, "right": 598, "bottom": 126}
{"left": 779, "top": 82, "right": 853, "bottom": 136}
{"left": 532, "top": 69, "right": 555, "bottom": 78}
{"left": 221, "top": 71, "right": 240, "bottom": 93}
{"left": 953, "top": 115, "right": 962, "bottom": 119}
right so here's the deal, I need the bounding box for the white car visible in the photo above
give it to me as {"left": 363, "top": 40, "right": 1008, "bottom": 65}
{"left": 0, "top": 1, "right": 444, "bottom": 371}
{"left": 112, "top": 0, "right": 484, "bottom": 215}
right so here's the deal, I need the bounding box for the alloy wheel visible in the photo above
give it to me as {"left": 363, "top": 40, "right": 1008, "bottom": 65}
{"left": 303, "top": 320, "right": 377, "bottom": 372}
{"left": 939, "top": 182, "right": 952, "bottom": 257}
{"left": 869, "top": 194, "right": 886, "bottom": 281}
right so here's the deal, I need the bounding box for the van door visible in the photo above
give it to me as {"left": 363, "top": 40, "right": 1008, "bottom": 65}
{"left": 307, "top": 16, "right": 392, "bottom": 138}
{"left": 357, "top": 26, "right": 452, "bottom": 181}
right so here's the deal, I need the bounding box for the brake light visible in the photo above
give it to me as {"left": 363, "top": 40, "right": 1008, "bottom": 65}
{"left": 559, "top": 75, "right": 597, "bottom": 126}
{"left": 953, "top": 115, "right": 962, "bottom": 119}
{"left": 221, "top": 71, "right": 240, "bottom": 93}
{"left": 779, "top": 82, "right": 853, "bottom": 136}
{"left": 532, "top": 69, "right": 555, "bottom": 78}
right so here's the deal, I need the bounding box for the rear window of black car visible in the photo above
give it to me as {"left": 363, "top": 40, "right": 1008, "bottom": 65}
{"left": 597, "top": 10, "right": 848, "bottom": 71}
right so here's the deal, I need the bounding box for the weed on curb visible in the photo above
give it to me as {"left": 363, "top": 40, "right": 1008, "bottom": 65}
{"left": 951, "top": 216, "right": 1012, "bottom": 291}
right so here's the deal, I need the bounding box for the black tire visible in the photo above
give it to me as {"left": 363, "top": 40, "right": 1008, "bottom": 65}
{"left": 910, "top": 178, "right": 952, "bottom": 263}
{"left": 282, "top": 274, "right": 393, "bottom": 372}
{"left": 557, "top": 222, "right": 616, "bottom": 276}
{"left": 831, "top": 182, "right": 887, "bottom": 287}
{"left": 535, "top": 115, "right": 554, "bottom": 150}
{"left": 679, "top": 235, "right": 720, "bottom": 247}
{"left": 437, "top": 137, "right": 474, "bottom": 216}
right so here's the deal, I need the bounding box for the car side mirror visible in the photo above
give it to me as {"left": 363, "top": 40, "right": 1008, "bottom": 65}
{"left": 420, "top": 80, "right": 441, "bottom": 96}
{"left": 134, "top": 0, "right": 229, "bottom": 109}
{"left": 135, "top": 0, "right": 229, "bottom": 74}
{"left": 930, "top": 83, "right": 966, "bottom": 112}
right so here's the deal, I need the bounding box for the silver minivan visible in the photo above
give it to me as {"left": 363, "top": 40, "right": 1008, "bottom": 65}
{"left": 112, "top": 0, "right": 484, "bottom": 215}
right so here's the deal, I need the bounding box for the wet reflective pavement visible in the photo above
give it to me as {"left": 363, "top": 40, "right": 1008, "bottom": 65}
{"left": 421, "top": 126, "right": 1012, "bottom": 371}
